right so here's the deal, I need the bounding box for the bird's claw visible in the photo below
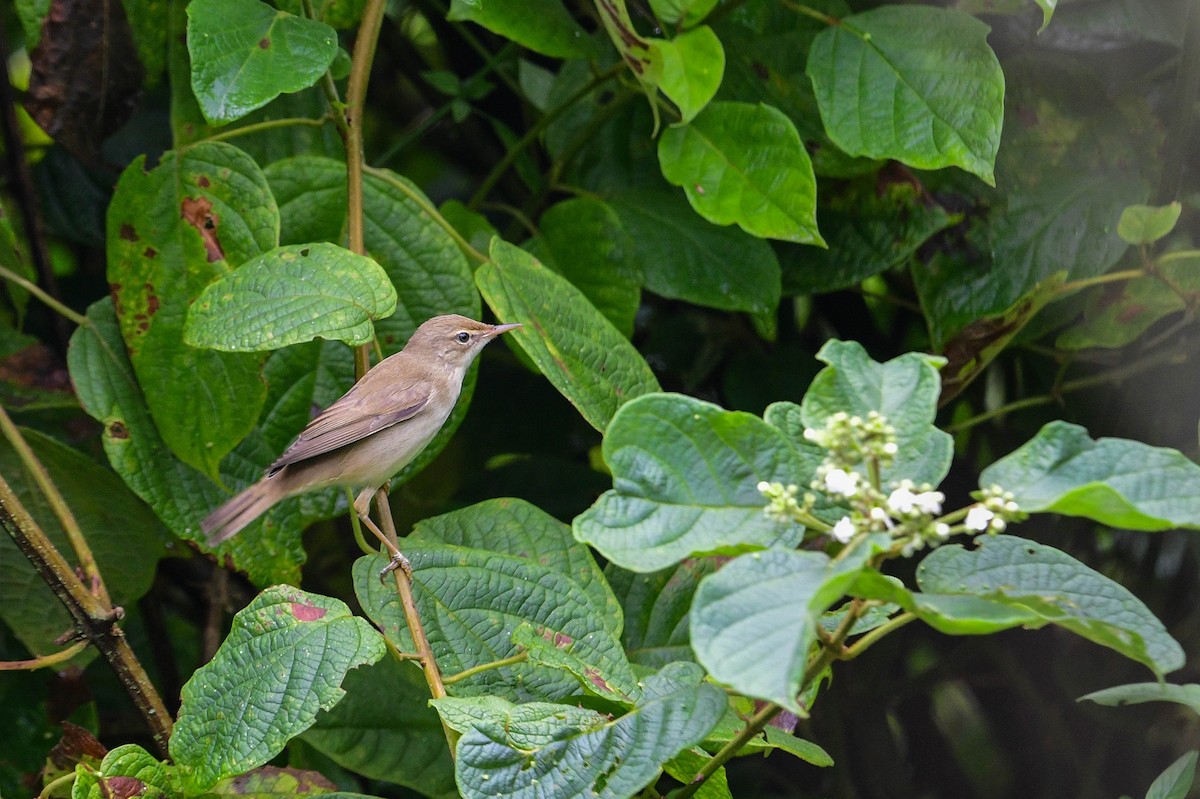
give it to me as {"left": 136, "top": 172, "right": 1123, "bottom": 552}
{"left": 378, "top": 551, "right": 413, "bottom": 583}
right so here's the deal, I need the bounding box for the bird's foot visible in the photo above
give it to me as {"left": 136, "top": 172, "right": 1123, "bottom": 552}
{"left": 378, "top": 550, "right": 413, "bottom": 583}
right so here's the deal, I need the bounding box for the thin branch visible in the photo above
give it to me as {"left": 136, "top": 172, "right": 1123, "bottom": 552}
{"left": 196, "top": 116, "right": 330, "bottom": 145}
{"left": 0, "top": 472, "right": 173, "bottom": 756}
{"left": 841, "top": 612, "right": 918, "bottom": 660}
{"left": 0, "top": 639, "right": 88, "bottom": 670}
{"left": 0, "top": 264, "right": 88, "bottom": 327}
{"left": 0, "top": 406, "right": 109, "bottom": 605}
{"left": 374, "top": 489, "right": 459, "bottom": 756}
{"left": 442, "top": 652, "right": 529, "bottom": 685}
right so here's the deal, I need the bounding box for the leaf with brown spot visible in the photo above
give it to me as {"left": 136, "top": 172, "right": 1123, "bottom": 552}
{"left": 180, "top": 196, "right": 224, "bottom": 262}
{"left": 106, "top": 142, "right": 277, "bottom": 478}
{"left": 939, "top": 272, "right": 1066, "bottom": 406}
{"left": 25, "top": 0, "right": 143, "bottom": 165}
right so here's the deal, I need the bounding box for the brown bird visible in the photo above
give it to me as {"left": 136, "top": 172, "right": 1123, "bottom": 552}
{"left": 201, "top": 314, "right": 520, "bottom": 570}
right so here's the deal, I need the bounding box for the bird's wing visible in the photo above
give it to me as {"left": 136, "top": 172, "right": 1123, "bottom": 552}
{"left": 267, "top": 380, "right": 431, "bottom": 475}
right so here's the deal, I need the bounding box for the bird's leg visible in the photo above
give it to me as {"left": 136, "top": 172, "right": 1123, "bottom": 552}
{"left": 353, "top": 487, "right": 412, "bottom": 580}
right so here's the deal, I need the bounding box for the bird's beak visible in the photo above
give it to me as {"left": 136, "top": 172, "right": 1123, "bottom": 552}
{"left": 488, "top": 322, "right": 522, "bottom": 338}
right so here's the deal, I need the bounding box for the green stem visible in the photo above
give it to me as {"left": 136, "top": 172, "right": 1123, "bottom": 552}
{"left": 442, "top": 652, "right": 529, "bottom": 684}
{"left": 467, "top": 65, "right": 621, "bottom": 210}
{"left": 196, "top": 116, "right": 330, "bottom": 145}
{"left": 0, "top": 639, "right": 88, "bottom": 670}
{"left": 1056, "top": 269, "right": 1144, "bottom": 294}
{"left": 841, "top": 612, "right": 917, "bottom": 660}
{"left": 0, "top": 264, "right": 88, "bottom": 327}
{"left": 38, "top": 771, "right": 75, "bottom": 799}
{"left": 677, "top": 598, "right": 869, "bottom": 799}
{"left": 365, "top": 166, "right": 488, "bottom": 263}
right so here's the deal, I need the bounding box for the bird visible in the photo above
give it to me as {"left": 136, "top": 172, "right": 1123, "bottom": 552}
{"left": 201, "top": 314, "right": 520, "bottom": 572}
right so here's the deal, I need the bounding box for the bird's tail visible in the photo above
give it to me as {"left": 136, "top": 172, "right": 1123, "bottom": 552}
{"left": 201, "top": 477, "right": 285, "bottom": 546}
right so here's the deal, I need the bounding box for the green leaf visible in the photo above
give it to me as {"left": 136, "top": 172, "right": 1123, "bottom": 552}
{"left": 187, "top": 0, "right": 337, "bottom": 125}
{"left": 536, "top": 198, "right": 642, "bottom": 338}
{"left": 650, "top": 0, "right": 718, "bottom": 27}
{"left": 605, "top": 557, "right": 721, "bottom": 667}
{"left": 355, "top": 547, "right": 640, "bottom": 703}
{"left": 610, "top": 190, "right": 781, "bottom": 315}
{"left": 651, "top": 27, "right": 725, "bottom": 124}
{"left": 1056, "top": 255, "right": 1200, "bottom": 350}
{"left": 1080, "top": 682, "right": 1200, "bottom": 714}
{"left": 302, "top": 656, "right": 458, "bottom": 799}
{"left": 1117, "top": 202, "right": 1183, "bottom": 245}
{"left": 659, "top": 102, "right": 822, "bottom": 245}
{"left": 690, "top": 541, "right": 882, "bottom": 713}
{"left": 433, "top": 662, "right": 725, "bottom": 799}
{"left": 917, "top": 535, "right": 1185, "bottom": 676}
{"left": 265, "top": 157, "right": 479, "bottom": 354}
{"left": 412, "top": 497, "right": 622, "bottom": 636}
{"left": 68, "top": 299, "right": 304, "bottom": 586}
{"left": 184, "top": 243, "right": 397, "bottom": 351}
{"left": 0, "top": 429, "right": 169, "bottom": 664}
{"left": 476, "top": 239, "right": 659, "bottom": 432}
{"left": 807, "top": 6, "right": 1004, "bottom": 184}
{"left": 980, "top": 421, "right": 1200, "bottom": 530}
{"left": 987, "top": 169, "right": 1144, "bottom": 311}
{"left": 780, "top": 181, "right": 958, "bottom": 294}
{"left": 664, "top": 749, "right": 731, "bottom": 799}
{"left": 171, "top": 585, "right": 386, "bottom": 789}
{"left": 800, "top": 340, "right": 952, "bottom": 487}
{"left": 574, "top": 393, "right": 808, "bottom": 573}
{"left": 72, "top": 744, "right": 180, "bottom": 799}
{"left": 107, "top": 142, "right": 276, "bottom": 478}
{"left": 1145, "top": 752, "right": 1198, "bottom": 799}
{"left": 447, "top": 0, "right": 595, "bottom": 59}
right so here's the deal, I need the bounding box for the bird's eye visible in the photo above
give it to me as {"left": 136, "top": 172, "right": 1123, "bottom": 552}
{"left": 456, "top": 331, "right": 471, "bottom": 344}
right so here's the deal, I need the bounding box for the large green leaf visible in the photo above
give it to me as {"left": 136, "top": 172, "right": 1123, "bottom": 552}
{"left": 447, "top": 0, "right": 595, "bottom": 59}
{"left": 651, "top": 26, "right": 724, "bottom": 124}
{"left": 106, "top": 142, "right": 276, "bottom": 477}
{"left": 433, "top": 662, "right": 725, "bottom": 799}
{"left": 303, "top": 657, "right": 458, "bottom": 799}
{"left": 609, "top": 190, "right": 781, "bottom": 315}
{"left": 659, "top": 102, "right": 822, "bottom": 245}
{"left": 265, "top": 157, "right": 479, "bottom": 354}
{"left": 355, "top": 547, "right": 639, "bottom": 703}
{"left": 171, "top": 586, "right": 385, "bottom": 789}
{"left": 799, "top": 340, "right": 952, "bottom": 487}
{"left": 187, "top": 0, "right": 337, "bottom": 124}
{"left": 412, "top": 497, "right": 621, "bottom": 635}
{"left": 0, "top": 429, "right": 170, "bottom": 662}
{"left": 987, "top": 169, "right": 1144, "bottom": 310}
{"left": 68, "top": 299, "right": 304, "bottom": 586}
{"left": 536, "top": 198, "right": 642, "bottom": 338}
{"left": 690, "top": 540, "right": 884, "bottom": 713}
{"left": 574, "top": 393, "right": 808, "bottom": 573}
{"left": 184, "top": 243, "right": 397, "bottom": 351}
{"left": 980, "top": 421, "right": 1200, "bottom": 530}
{"left": 476, "top": 239, "right": 659, "bottom": 432}
{"left": 916, "top": 535, "right": 1185, "bottom": 677}
{"left": 807, "top": 6, "right": 1004, "bottom": 184}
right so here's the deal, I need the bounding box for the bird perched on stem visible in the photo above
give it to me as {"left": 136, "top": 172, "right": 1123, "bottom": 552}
{"left": 201, "top": 314, "right": 520, "bottom": 574}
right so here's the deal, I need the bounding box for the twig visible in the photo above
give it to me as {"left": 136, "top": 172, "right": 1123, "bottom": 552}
{"left": 0, "top": 472, "right": 173, "bottom": 756}
{"left": 442, "top": 652, "right": 529, "bottom": 684}
{"left": 0, "top": 639, "right": 88, "bottom": 670}
{"left": 0, "top": 265, "right": 89, "bottom": 327}
{"left": 0, "top": 405, "right": 109, "bottom": 605}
